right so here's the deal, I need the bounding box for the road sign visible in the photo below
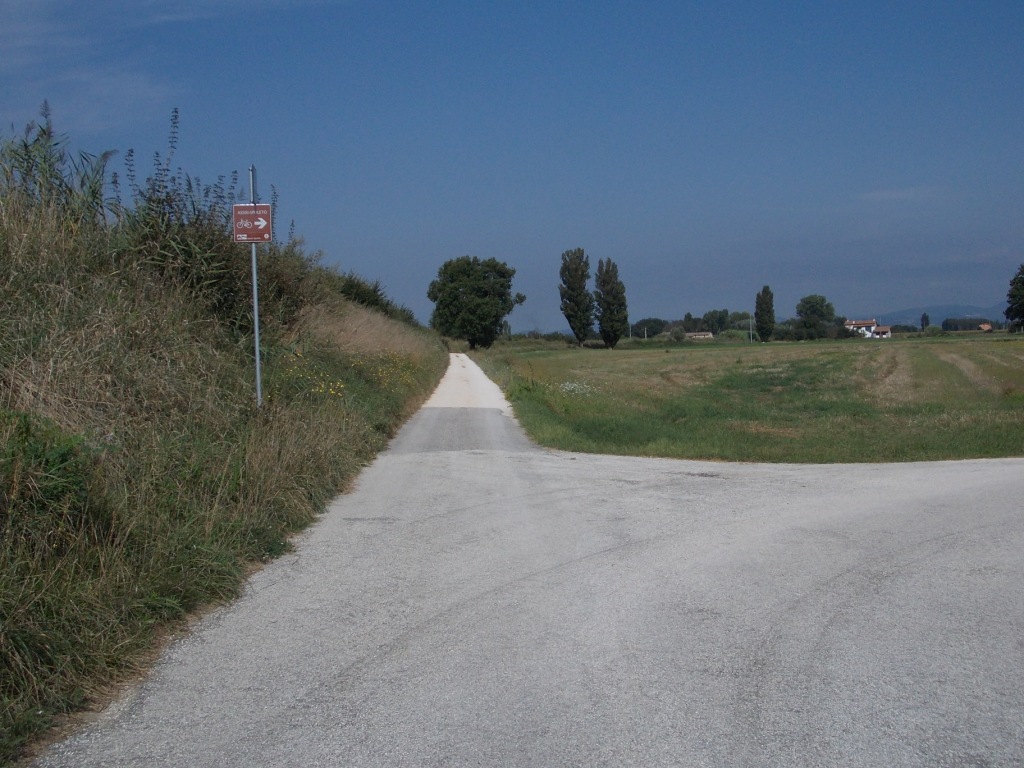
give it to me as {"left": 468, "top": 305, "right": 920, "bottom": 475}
{"left": 232, "top": 203, "right": 273, "bottom": 243}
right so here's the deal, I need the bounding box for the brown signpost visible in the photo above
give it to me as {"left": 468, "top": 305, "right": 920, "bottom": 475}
{"left": 236, "top": 166, "right": 270, "bottom": 408}
{"left": 232, "top": 203, "right": 273, "bottom": 243}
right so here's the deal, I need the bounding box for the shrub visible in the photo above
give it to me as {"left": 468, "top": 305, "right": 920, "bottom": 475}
{"left": 0, "top": 110, "right": 447, "bottom": 763}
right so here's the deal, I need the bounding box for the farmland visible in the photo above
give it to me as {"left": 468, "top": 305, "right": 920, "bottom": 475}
{"left": 475, "top": 335, "right": 1024, "bottom": 463}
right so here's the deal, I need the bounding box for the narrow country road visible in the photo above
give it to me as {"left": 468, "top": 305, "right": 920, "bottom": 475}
{"left": 36, "top": 354, "right": 1024, "bottom": 767}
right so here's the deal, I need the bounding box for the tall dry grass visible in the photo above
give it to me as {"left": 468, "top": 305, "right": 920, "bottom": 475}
{"left": 0, "top": 112, "right": 447, "bottom": 763}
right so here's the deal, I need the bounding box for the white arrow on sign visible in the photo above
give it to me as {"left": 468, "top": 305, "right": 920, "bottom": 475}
{"left": 255, "top": 217, "right": 268, "bottom": 229}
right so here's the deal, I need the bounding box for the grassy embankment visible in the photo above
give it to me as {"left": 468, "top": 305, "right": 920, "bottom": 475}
{"left": 0, "top": 116, "right": 448, "bottom": 763}
{"left": 476, "top": 334, "right": 1024, "bottom": 463}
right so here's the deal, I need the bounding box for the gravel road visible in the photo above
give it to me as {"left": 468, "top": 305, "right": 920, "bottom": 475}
{"left": 35, "top": 353, "right": 1024, "bottom": 767}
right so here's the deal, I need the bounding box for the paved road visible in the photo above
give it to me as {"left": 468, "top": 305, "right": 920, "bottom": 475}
{"left": 37, "top": 354, "right": 1024, "bottom": 767}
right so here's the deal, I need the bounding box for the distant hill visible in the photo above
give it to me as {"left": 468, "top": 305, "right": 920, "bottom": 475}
{"left": 872, "top": 302, "right": 1006, "bottom": 327}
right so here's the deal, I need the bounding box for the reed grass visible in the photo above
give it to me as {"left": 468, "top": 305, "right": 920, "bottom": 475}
{"left": 0, "top": 113, "right": 447, "bottom": 763}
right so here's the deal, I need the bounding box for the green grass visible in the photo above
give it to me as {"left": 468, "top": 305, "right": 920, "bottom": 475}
{"left": 0, "top": 115, "right": 448, "bottom": 764}
{"left": 475, "top": 336, "right": 1024, "bottom": 463}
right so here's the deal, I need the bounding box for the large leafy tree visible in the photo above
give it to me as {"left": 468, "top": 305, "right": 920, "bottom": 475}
{"left": 1006, "top": 263, "right": 1024, "bottom": 332}
{"left": 796, "top": 294, "right": 836, "bottom": 324}
{"left": 427, "top": 256, "right": 525, "bottom": 349}
{"left": 593, "top": 257, "right": 628, "bottom": 348}
{"left": 559, "top": 247, "right": 594, "bottom": 345}
{"left": 795, "top": 294, "right": 836, "bottom": 338}
{"left": 701, "top": 308, "right": 729, "bottom": 335}
{"left": 631, "top": 317, "right": 667, "bottom": 339}
{"left": 754, "top": 285, "right": 775, "bottom": 341}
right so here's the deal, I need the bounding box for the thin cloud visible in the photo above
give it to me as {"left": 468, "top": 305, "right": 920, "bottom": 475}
{"left": 1, "top": 0, "right": 347, "bottom": 133}
{"left": 135, "top": 0, "right": 343, "bottom": 16}
{"left": 46, "top": 67, "right": 181, "bottom": 135}
{"left": 1, "top": 1, "right": 181, "bottom": 132}
{"left": 42, "top": 0, "right": 342, "bottom": 29}
{"left": 941, "top": 245, "right": 1015, "bottom": 266}
{"left": 1, "top": 0, "right": 340, "bottom": 68}
{"left": 858, "top": 185, "right": 948, "bottom": 203}
{"left": 0, "top": 2, "right": 86, "bottom": 74}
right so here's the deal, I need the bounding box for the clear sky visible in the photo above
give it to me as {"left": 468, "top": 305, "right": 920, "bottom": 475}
{"left": 3, "top": 1, "right": 1022, "bottom": 330}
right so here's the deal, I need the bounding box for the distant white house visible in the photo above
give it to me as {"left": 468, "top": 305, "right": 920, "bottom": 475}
{"left": 844, "top": 319, "right": 892, "bottom": 339}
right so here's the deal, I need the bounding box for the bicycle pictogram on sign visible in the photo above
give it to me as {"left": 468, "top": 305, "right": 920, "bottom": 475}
{"left": 232, "top": 204, "right": 272, "bottom": 243}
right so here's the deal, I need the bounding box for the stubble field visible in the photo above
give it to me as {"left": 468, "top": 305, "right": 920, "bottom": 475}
{"left": 475, "top": 334, "right": 1024, "bottom": 463}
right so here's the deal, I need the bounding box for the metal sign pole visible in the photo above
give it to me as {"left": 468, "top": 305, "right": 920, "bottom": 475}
{"left": 249, "top": 165, "right": 263, "bottom": 408}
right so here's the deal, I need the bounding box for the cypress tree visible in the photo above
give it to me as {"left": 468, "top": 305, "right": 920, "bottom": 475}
{"left": 559, "top": 247, "right": 594, "bottom": 345}
{"left": 754, "top": 285, "right": 775, "bottom": 342}
{"left": 1006, "top": 263, "right": 1024, "bottom": 332}
{"left": 594, "top": 258, "right": 628, "bottom": 349}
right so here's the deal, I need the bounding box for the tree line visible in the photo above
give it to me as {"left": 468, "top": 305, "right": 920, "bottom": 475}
{"left": 425, "top": 247, "right": 630, "bottom": 349}
{"left": 629, "top": 290, "right": 848, "bottom": 342}
{"left": 425, "top": 252, "right": 1024, "bottom": 348}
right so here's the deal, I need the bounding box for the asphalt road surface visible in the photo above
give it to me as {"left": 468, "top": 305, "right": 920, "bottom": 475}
{"left": 36, "top": 354, "right": 1024, "bottom": 767}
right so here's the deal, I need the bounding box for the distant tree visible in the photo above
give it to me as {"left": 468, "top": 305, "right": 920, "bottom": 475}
{"left": 755, "top": 285, "right": 775, "bottom": 341}
{"left": 668, "top": 325, "right": 692, "bottom": 342}
{"left": 796, "top": 294, "right": 835, "bottom": 324}
{"left": 701, "top": 309, "right": 729, "bottom": 335}
{"left": 828, "top": 315, "right": 857, "bottom": 339}
{"left": 427, "top": 255, "right": 525, "bottom": 349}
{"left": 795, "top": 294, "right": 836, "bottom": 338}
{"left": 942, "top": 317, "right": 997, "bottom": 332}
{"left": 631, "top": 317, "right": 667, "bottom": 339}
{"left": 728, "top": 311, "right": 752, "bottom": 330}
{"left": 1006, "top": 263, "right": 1024, "bottom": 332}
{"left": 920, "top": 312, "right": 930, "bottom": 331}
{"left": 558, "top": 247, "right": 594, "bottom": 345}
{"left": 593, "top": 257, "right": 628, "bottom": 348}
{"left": 682, "top": 312, "right": 699, "bottom": 333}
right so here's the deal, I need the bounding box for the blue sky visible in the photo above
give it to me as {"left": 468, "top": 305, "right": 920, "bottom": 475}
{"left": 3, "top": 1, "right": 1022, "bottom": 330}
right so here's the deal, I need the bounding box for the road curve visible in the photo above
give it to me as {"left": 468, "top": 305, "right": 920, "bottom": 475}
{"left": 36, "top": 353, "right": 1024, "bottom": 767}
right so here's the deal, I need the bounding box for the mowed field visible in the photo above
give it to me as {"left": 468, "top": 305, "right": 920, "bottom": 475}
{"left": 475, "top": 335, "right": 1024, "bottom": 463}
